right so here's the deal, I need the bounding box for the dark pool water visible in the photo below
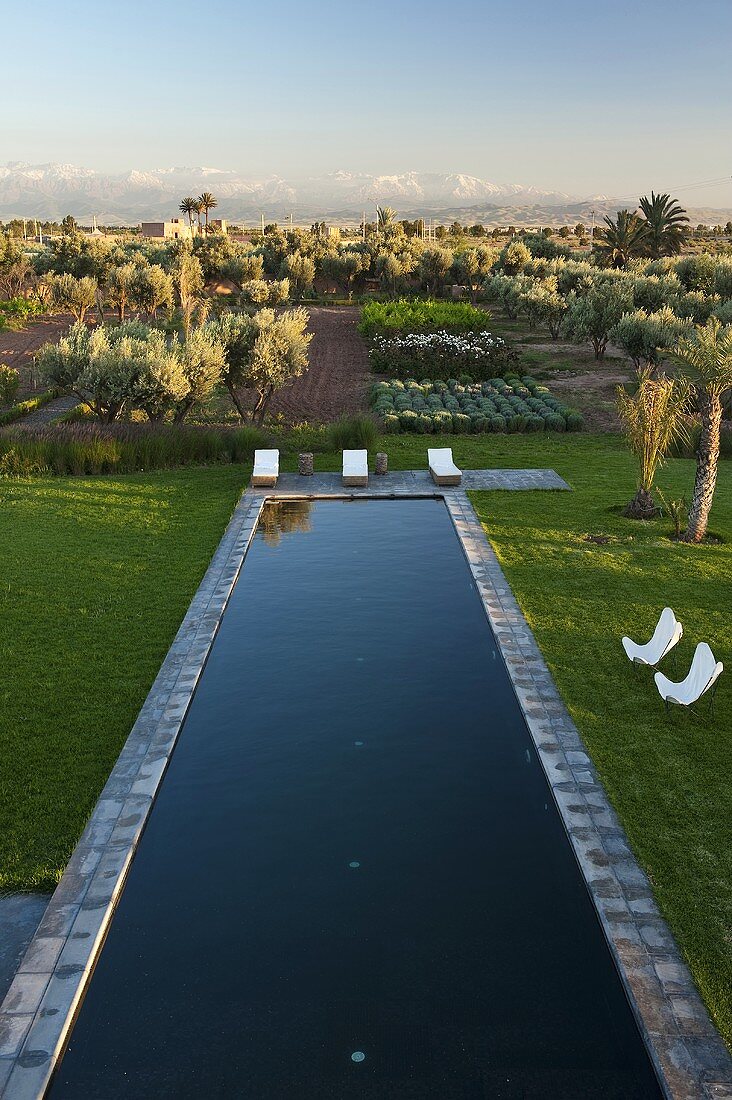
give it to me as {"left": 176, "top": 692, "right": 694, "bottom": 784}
{"left": 48, "top": 499, "right": 662, "bottom": 1099}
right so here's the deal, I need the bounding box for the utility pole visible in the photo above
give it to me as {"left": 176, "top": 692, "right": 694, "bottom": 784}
{"left": 261, "top": 212, "right": 265, "bottom": 235}
{"left": 590, "top": 208, "right": 596, "bottom": 253}
{"left": 362, "top": 211, "right": 365, "bottom": 241}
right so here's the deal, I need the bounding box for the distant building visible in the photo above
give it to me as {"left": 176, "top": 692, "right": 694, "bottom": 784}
{"left": 140, "top": 218, "right": 192, "bottom": 240}
{"left": 209, "top": 219, "right": 228, "bottom": 235}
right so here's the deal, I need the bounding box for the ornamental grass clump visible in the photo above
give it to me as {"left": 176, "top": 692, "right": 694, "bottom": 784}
{"left": 371, "top": 377, "right": 582, "bottom": 435}
{"left": 0, "top": 422, "right": 268, "bottom": 477}
{"left": 326, "top": 414, "right": 379, "bottom": 451}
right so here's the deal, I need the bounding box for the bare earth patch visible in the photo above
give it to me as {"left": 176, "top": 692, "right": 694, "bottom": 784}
{"left": 268, "top": 306, "right": 372, "bottom": 423}
{"left": 0, "top": 314, "right": 73, "bottom": 398}
{"left": 547, "top": 366, "right": 633, "bottom": 431}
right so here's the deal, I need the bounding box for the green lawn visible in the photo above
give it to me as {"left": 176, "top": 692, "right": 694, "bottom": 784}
{"left": 0, "top": 435, "right": 729, "bottom": 1047}
{"left": 0, "top": 467, "right": 247, "bottom": 891}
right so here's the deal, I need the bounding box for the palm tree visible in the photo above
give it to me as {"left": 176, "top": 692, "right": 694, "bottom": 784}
{"left": 667, "top": 318, "right": 732, "bottom": 541}
{"left": 198, "top": 192, "right": 218, "bottom": 233}
{"left": 639, "top": 192, "right": 689, "bottom": 258}
{"left": 376, "top": 205, "right": 397, "bottom": 232}
{"left": 595, "top": 210, "right": 649, "bottom": 268}
{"left": 616, "top": 369, "right": 689, "bottom": 518}
{"left": 192, "top": 199, "right": 203, "bottom": 235}
{"left": 179, "top": 196, "right": 197, "bottom": 231}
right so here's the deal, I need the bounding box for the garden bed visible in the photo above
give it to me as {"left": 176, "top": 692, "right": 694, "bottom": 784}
{"left": 372, "top": 376, "right": 583, "bottom": 434}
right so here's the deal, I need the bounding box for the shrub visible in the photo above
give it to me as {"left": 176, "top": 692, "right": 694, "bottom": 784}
{"left": 368, "top": 330, "right": 518, "bottom": 382}
{"left": 0, "top": 365, "right": 20, "bottom": 406}
{"left": 326, "top": 414, "right": 379, "bottom": 450}
{"left": 0, "top": 297, "right": 44, "bottom": 331}
{"left": 370, "top": 376, "right": 582, "bottom": 435}
{"left": 358, "top": 299, "right": 494, "bottom": 340}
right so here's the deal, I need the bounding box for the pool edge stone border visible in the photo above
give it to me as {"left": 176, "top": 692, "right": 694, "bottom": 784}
{"left": 0, "top": 469, "right": 729, "bottom": 1099}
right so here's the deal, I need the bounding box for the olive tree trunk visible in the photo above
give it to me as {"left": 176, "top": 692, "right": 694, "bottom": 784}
{"left": 682, "top": 389, "right": 722, "bottom": 543}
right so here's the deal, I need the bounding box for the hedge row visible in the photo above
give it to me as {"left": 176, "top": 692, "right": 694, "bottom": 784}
{"left": 359, "top": 298, "right": 494, "bottom": 340}
{"left": 368, "top": 329, "right": 519, "bottom": 381}
{"left": 372, "top": 376, "right": 583, "bottom": 434}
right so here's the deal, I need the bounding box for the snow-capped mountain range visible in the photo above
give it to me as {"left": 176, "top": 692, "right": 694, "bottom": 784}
{"left": 2, "top": 163, "right": 729, "bottom": 227}
{"left": 0, "top": 162, "right": 581, "bottom": 222}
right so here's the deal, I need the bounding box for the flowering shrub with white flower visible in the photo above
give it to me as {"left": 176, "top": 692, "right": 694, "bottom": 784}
{"left": 368, "top": 330, "right": 519, "bottom": 381}
{"left": 371, "top": 376, "right": 583, "bottom": 435}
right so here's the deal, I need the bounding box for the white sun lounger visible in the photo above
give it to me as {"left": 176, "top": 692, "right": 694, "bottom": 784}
{"left": 251, "top": 449, "right": 279, "bottom": 487}
{"left": 622, "top": 607, "right": 683, "bottom": 669}
{"left": 428, "top": 448, "right": 462, "bottom": 486}
{"left": 654, "top": 642, "right": 723, "bottom": 713}
{"left": 343, "top": 450, "right": 368, "bottom": 487}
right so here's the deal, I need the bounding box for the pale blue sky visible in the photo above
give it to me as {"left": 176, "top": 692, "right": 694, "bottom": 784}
{"left": 4, "top": 0, "right": 732, "bottom": 204}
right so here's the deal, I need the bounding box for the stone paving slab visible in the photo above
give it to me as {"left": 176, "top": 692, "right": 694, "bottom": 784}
{"left": 270, "top": 468, "right": 570, "bottom": 495}
{"left": 0, "top": 469, "right": 728, "bottom": 1099}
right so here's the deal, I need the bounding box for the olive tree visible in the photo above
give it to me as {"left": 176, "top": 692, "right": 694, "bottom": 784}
{"left": 455, "top": 246, "right": 497, "bottom": 303}
{"left": 320, "top": 252, "right": 366, "bottom": 298}
{"left": 44, "top": 273, "right": 98, "bottom": 322}
{"left": 170, "top": 327, "right": 225, "bottom": 422}
{"left": 519, "top": 276, "right": 568, "bottom": 338}
{"left": 107, "top": 264, "right": 138, "bottom": 321}
{"left": 418, "top": 248, "right": 453, "bottom": 295}
{"left": 561, "top": 281, "right": 633, "bottom": 359}
{"left": 130, "top": 264, "right": 174, "bottom": 320}
{"left": 208, "top": 308, "right": 311, "bottom": 424}
{"left": 610, "top": 307, "right": 689, "bottom": 372}
{"left": 37, "top": 322, "right": 143, "bottom": 421}
{"left": 280, "top": 251, "right": 315, "bottom": 298}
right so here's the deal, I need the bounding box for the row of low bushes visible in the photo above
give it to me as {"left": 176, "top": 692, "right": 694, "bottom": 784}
{"left": 358, "top": 298, "right": 494, "bottom": 340}
{"left": 0, "top": 389, "right": 58, "bottom": 427}
{"left": 0, "top": 422, "right": 268, "bottom": 477}
{"left": 372, "top": 376, "right": 584, "bottom": 434}
{"left": 367, "top": 330, "right": 519, "bottom": 381}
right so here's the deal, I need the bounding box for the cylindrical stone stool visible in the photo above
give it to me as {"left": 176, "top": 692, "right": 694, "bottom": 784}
{"left": 375, "top": 452, "right": 388, "bottom": 476}
{"left": 298, "top": 452, "right": 314, "bottom": 476}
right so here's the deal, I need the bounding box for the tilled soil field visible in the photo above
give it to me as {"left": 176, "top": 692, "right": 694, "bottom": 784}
{"left": 0, "top": 315, "right": 73, "bottom": 397}
{"left": 268, "top": 306, "right": 372, "bottom": 423}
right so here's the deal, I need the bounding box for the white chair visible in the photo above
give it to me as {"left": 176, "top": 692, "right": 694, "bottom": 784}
{"left": 428, "top": 448, "right": 462, "bottom": 486}
{"left": 251, "top": 449, "right": 279, "bottom": 488}
{"left": 654, "top": 642, "right": 723, "bottom": 715}
{"left": 622, "top": 608, "right": 683, "bottom": 670}
{"left": 343, "top": 450, "right": 368, "bottom": 487}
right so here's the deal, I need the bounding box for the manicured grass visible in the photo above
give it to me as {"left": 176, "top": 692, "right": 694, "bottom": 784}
{"left": 463, "top": 436, "right": 731, "bottom": 1046}
{"left": 0, "top": 467, "right": 247, "bottom": 891}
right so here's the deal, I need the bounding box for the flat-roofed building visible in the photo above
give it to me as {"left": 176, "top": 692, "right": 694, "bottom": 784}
{"left": 140, "top": 218, "right": 192, "bottom": 240}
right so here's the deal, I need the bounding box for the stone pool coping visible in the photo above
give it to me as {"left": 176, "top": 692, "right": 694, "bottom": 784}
{"left": 0, "top": 469, "right": 729, "bottom": 1098}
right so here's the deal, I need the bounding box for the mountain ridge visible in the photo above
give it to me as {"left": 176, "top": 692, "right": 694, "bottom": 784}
{"left": 1, "top": 163, "right": 731, "bottom": 226}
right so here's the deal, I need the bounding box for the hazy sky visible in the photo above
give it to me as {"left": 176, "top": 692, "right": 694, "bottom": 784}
{"left": 3, "top": 0, "right": 732, "bottom": 205}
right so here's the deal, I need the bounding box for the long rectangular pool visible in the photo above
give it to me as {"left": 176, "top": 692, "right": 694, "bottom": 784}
{"left": 48, "top": 499, "right": 662, "bottom": 1098}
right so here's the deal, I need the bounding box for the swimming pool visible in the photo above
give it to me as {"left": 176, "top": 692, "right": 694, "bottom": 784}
{"left": 48, "top": 498, "right": 662, "bottom": 1098}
